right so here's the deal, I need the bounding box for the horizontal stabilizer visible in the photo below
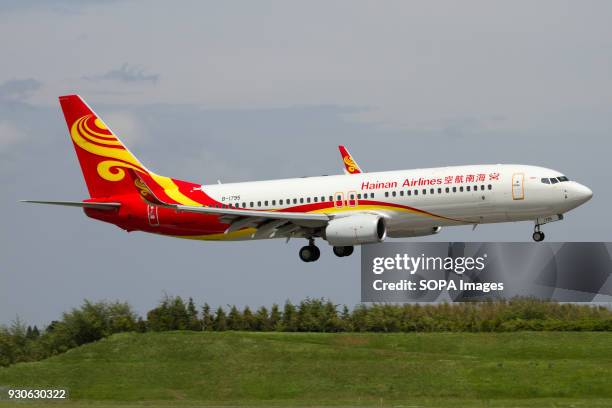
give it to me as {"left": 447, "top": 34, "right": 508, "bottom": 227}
{"left": 20, "top": 200, "right": 120, "bottom": 211}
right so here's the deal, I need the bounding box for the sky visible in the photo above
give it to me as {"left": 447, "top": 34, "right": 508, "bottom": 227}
{"left": 1, "top": 0, "right": 611, "bottom": 326}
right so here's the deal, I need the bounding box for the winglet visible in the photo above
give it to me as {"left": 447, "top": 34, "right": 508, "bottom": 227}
{"left": 338, "top": 145, "right": 363, "bottom": 174}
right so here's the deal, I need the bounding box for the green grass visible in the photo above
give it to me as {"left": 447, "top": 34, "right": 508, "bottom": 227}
{"left": 1, "top": 331, "right": 611, "bottom": 407}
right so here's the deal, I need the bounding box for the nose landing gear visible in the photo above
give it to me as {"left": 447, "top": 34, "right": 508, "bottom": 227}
{"left": 299, "top": 238, "right": 321, "bottom": 262}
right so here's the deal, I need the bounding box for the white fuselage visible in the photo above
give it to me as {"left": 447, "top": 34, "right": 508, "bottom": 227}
{"left": 200, "top": 164, "right": 592, "bottom": 239}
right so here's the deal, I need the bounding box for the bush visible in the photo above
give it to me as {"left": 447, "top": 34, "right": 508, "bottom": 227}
{"left": 3, "top": 296, "right": 612, "bottom": 368}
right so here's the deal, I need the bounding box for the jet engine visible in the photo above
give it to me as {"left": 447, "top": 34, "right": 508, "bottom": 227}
{"left": 324, "top": 214, "right": 386, "bottom": 246}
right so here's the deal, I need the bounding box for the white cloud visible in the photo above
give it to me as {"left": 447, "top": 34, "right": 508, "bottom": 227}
{"left": 0, "top": 78, "right": 41, "bottom": 102}
{"left": 0, "top": 121, "right": 26, "bottom": 151}
{"left": 0, "top": 1, "right": 604, "bottom": 134}
{"left": 102, "top": 111, "right": 146, "bottom": 147}
{"left": 83, "top": 63, "right": 159, "bottom": 84}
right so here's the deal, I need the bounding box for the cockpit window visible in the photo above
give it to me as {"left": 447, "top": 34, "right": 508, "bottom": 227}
{"left": 557, "top": 176, "right": 569, "bottom": 182}
{"left": 550, "top": 178, "right": 559, "bottom": 184}
{"left": 541, "top": 178, "right": 550, "bottom": 184}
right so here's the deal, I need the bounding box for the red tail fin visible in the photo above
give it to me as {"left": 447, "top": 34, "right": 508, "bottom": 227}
{"left": 59, "top": 95, "right": 150, "bottom": 198}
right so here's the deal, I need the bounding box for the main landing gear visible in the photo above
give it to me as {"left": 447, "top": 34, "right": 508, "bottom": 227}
{"left": 299, "top": 238, "right": 320, "bottom": 262}
{"left": 333, "top": 246, "right": 354, "bottom": 257}
{"left": 298, "top": 239, "right": 355, "bottom": 262}
{"left": 532, "top": 225, "right": 545, "bottom": 242}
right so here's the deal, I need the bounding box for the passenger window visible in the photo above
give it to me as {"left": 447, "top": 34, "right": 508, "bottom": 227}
{"left": 279, "top": 199, "right": 283, "bottom": 205}
{"left": 480, "top": 185, "right": 485, "bottom": 191}
{"left": 300, "top": 198, "right": 304, "bottom": 203}
{"left": 407, "top": 190, "right": 411, "bottom": 196}
{"left": 249, "top": 202, "right": 254, "bottom": 207}
{"left": 414, "top": 190, "right": 418, "bottom": 196}
{"left": 371, "top": 193, "right": 375, "bottom": 198}
{"left": 293, "top": 199, "right": 297, "bottom": 204}
{"left": 400, "top": 191, "right": 404, "bottom": 196}
{"left": 314, "top": 197, "right": 318, "bottom": 203}
{"left": 445, "top": 187, "right": 449, "bottom": 193}
{"left": 272, "top": 200, "right": 276, "bottom": 205}
{"left": 264, "top": 201, "right": 268, "bottom": 206}
{"left": 437, "top": 188, "right": 441, "bottom": 194}
{"left": 385, "top": 191, "right": 389, "bottom": 197}
{"left": 422, "top": 189, "right": 427, "bottom": 195}
{"left": 467, "top": 186, "right": 471, "bottom": 192}
{"left": 306, "top": 197, "right": 311, "bottom": 203}
{"left": 321, "top": 196, "right": 325, "bottom": 202}
{"left": 329, "top": 196, "right": 333, "bottom": 201}
{"left": 430, "top": 188, "right": 434, "bottom": 194}
{"left": 392, "top": 191, "right": 396, "bottom": 197}
{"left": 459, "top": 186, "right": 464, "bottom": 192}
{"left": 453, "top": 187, "right": 457, "bottom": 193}
{"left": 487, "top": 184, "right": 492, "bottom": 190}
{"left": 257, "top": 201, "right": 261, "bottom": 207}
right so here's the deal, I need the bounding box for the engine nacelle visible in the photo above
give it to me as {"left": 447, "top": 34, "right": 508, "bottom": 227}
{"left": 324, "top": 214, "right": 386, "bottom": 246}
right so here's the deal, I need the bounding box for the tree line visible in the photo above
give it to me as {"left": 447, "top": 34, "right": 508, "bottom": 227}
{"left": 2, "top": 296, "right": 612, "bottom": 367}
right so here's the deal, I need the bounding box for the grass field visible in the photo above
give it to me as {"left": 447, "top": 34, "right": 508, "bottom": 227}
{"left": 1, "top": 331, "right": 611, "bottom": 407}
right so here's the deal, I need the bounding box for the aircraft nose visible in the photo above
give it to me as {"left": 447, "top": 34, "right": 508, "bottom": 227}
{"left": 572, "top": 183, "right": 593, "bottom": 205}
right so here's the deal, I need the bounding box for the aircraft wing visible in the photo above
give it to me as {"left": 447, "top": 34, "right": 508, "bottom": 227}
{"left": 172, "top": 204, "right": 329, "bottom": 222}
{"left": 338, "top": 145, "right": 364, "bottom": 174}
{"left": 129, "top": 170, "right": 329, "bottom": 237}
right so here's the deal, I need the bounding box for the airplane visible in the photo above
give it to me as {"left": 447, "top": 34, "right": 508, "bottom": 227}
{"left": 22, "top": 95, "right": 593, "bottom": 262}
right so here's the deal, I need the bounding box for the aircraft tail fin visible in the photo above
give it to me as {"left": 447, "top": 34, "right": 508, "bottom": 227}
{"left": 59, "top": 95, "right": 151, "bottom": 198}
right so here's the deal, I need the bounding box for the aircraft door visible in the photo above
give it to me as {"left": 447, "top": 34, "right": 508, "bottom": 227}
{"left": 147, "top": 204, "right": 160, "bottom": 226}
{"left": 512, "top": 173, "right": 524, "bottom": 200}
{"left": 347, "top": 191, "right": 357, "bottom": 207}
{"left": 334, "top": 192, "right": 345, "bottom": 208}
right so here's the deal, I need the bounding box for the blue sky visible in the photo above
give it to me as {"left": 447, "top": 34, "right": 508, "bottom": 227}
{"left": 1, "top": 0, "right": 611, "bottom": 326}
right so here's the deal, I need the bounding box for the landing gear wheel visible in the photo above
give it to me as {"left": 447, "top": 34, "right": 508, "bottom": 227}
{"left": 333, "top": 246, "right": 354, "bottom": 257}
{"left": 532, "top": 231, "right": 545, "bottom": 242}
{"left": 299, "top": 245, "right": 320, "bottom": 262}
